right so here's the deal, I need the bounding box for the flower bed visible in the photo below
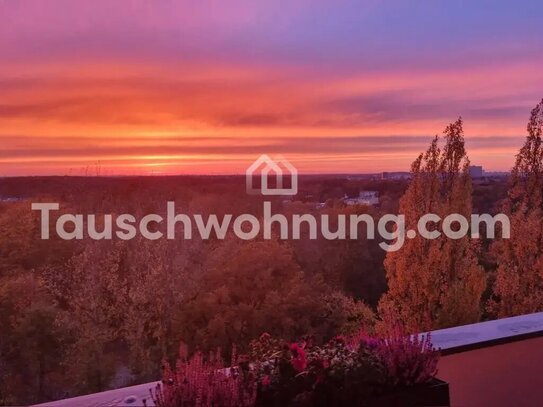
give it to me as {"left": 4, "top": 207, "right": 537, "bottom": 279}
{"left": 150, "top": 330, "right": 449, "bottom": 407}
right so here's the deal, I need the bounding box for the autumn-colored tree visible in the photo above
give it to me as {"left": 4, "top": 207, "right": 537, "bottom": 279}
{"left": 43, "top": 234, "right": 199, "bottom": 390}
{"left": 175, "top": 238, "right": 374, "bottom": 354}
{"left": 0, "top": 273, "right": 67, "bottom": 405}
{"left": 285, "top": 203, "right": 386, "bottom": 307}
{"left": 0, "top": 202, "right": 76, "bottom": 404}
{"left": 378, "top": 118, "right": 485, "bottom": 332}
{"left": 122, "top": 237, "right": 196, "bottom": 379}
{"left": 489, "top": 99, "right": 543, "bottom": 317}
{"left": 0, "top": 201, "right": 73, "bottom": 275}
{"left": 49, "top": 241, "right": 130, "bottom": 393}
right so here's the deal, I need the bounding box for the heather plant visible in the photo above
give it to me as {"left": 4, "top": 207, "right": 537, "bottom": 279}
{"left": 373, "top": 330, "right": 439, "bottom": 388}
{"left": 151, "top": 343, "right": 257, "bottom": 407}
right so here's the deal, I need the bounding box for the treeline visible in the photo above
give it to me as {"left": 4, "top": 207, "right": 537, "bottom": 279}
{"left": 0, "top": 100, "right": 541, "bottom": 405}
{"left": 0, "top": 187, "right": 385, "bottom": 404}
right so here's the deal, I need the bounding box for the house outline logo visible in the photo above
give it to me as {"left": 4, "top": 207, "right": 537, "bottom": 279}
{"left": 246, "top": 154, "right": 298, "bottom": 196}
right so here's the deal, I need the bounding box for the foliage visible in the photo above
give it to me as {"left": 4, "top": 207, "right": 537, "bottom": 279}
{"left": 489, "top": 99, "right": 543, "bottom": 317}
{"left": 378, "top": 118, "right": 486, "bottom": 331}
{"left": 0, "top": 197, "right": 376, "bottom": 405}
{"left": 151, "top": 344, "right": 256, "bottom": 407}
{"left": 0, "top": 273, "right": 68, "bottom": 405}
{"left": 318, "top": 291, "right": 376, "bottom": 337}
{"left": 283, "top": 204, "right": 387, "bottom": 307}
{"left": 175, "top": 238, "right": 374, "bottom": 355}
{"left": 372, "top": 329, "right": 439, "bottom": 388}
{"left": 240, "top": 329, "right": 439, "bottom": 406}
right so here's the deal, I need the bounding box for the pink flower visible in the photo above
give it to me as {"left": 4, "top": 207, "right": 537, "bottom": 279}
{"left": 289, "top": 343, "right": 307, "bottom": 372}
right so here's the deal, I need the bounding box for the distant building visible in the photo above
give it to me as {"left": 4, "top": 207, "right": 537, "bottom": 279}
{"left": 343, "top": 190, "right": 379, "bottom": 206}
{"left": 469, "top": 165, "right": 484, "bottom": 178}
{"left": 0, "top": 196, "right": 22, "bottom": 202}
{"left": 381, "top": 171, "right": 412, "bottom": 180}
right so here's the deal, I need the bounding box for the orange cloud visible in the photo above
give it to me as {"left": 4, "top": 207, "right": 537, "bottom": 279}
{"left": 1, "top": 58, "right": 541, "bottom": 176}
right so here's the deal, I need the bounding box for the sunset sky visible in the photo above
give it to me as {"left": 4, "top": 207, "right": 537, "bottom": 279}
{"left": 1, "top": 0, "right": 542, "bottom": 176}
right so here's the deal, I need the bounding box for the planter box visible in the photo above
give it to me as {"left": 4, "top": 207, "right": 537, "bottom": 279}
{"left": 257, "top": 378, "right": 450, "bottom": 406}
{"left": 365, "top": 378, "right": 450, "bottom": 407}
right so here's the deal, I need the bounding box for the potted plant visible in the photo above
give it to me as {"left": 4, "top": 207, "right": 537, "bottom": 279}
{"left": 150, "top": 330, "right": 449, "bottom": 407}
{"left": 250, "top": 330, "right": 449, "bottom": 407}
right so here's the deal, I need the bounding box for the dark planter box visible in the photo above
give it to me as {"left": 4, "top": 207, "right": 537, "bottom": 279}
{"left": 364, "top": 378, "right": 450, "bottom": 407}
{"left": 257, "top": 378, "right": 450, "bottom": 407}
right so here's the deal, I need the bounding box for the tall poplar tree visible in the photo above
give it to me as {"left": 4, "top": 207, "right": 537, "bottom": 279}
{"left": 489, "top": 99, "right": 543, "bottom": 317}
{"left": 378, "top": 118, "right": 485, "bottom": 332}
